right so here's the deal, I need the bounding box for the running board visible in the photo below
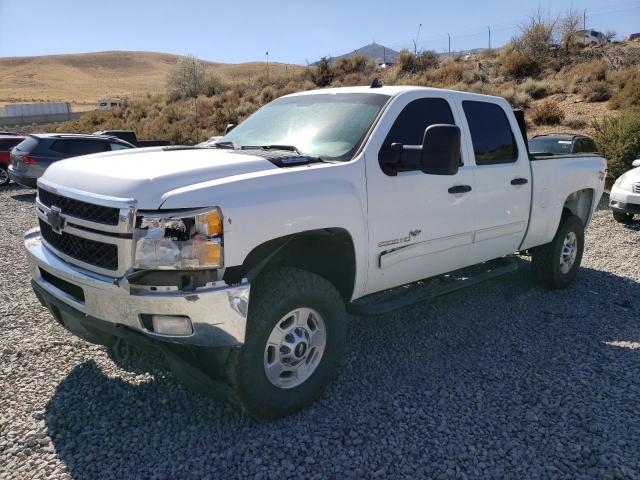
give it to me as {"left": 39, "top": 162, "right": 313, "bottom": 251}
{"left": 348, "top": 258, "right": 518, "bottom": 317}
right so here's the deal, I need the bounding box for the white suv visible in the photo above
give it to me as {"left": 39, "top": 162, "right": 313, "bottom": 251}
{"left": 610, "top": 159, "right": 640, "bottom": 222}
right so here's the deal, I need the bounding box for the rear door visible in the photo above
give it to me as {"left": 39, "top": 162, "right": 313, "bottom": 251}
{"left": 457, "top": 99, "right": 532, "bottom": 265}
{"left": 364, "top": 91, "right": 476, "bottom": 295}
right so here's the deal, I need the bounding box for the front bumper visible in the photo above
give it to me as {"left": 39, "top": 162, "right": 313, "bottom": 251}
{"left": 609, "top": 187, "right": 640, "bottom": 215}
{"left": 8, "top": 166, "right": 38, "bottom": 188}
{"left": 25, "top": 228, "right": 250, "bottom": 348}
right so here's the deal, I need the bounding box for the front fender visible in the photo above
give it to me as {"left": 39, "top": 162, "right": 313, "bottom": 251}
{"left": 160, "top": 160, "right": 369, "bottom": 298}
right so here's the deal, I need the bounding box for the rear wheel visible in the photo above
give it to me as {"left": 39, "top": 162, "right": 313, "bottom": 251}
{"left": 531, "top": 214, "right": 584, "bottom": 289}
{"left": 612, "top": 211, "right": 633, "bottom": 223}
{"left": 0, "top": 167, "right": 9, "bottom": 186}
{"left": 225, "top": 267, "right": 347, "bottom": 418}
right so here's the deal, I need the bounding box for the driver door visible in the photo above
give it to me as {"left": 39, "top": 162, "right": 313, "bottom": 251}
{"left": 363, "top": 92, "right": 475, "bottom": 295}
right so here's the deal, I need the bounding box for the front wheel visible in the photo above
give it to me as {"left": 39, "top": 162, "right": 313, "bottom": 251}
{"left": 225, "top": 267, "right": 347, "bottom": 418}
{"left": 612, "top": 211, "right": 633, "bottom": 223}
{"left": 531, "top": 214, "right": 585, "bottom": 289}
{"left": 0, "top": 167, "right": 9, "bottom": 186}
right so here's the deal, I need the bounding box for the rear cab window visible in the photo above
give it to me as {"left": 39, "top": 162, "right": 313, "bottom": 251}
{"left": 110, "top": 142, "right": 132, "bottom": 151}
{"left": 462, "top": 100, "right": 518, "bottom": 165}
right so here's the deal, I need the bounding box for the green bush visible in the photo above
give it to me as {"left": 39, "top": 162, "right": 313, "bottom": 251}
{"left": 530, "top": 100, "right": 565, "bottom": 125}
{"left": 592, "top": 110, "right": 640, "bottom": 186}
{"left": 332, "top": 54, "right": 375, "bottom": 77}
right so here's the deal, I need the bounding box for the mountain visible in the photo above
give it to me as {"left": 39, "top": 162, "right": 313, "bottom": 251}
{"left": 0, "top": 51, "right": 304, "bottom": 110}
{"left": 329, "top": 43, "right": 399, "bottom": 65}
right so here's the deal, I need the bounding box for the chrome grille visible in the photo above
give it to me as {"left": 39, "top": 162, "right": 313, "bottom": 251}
{"left": 633, "top": 183, "right": 640, "bottom": 194}
{"left": 38, "top": 187, "right": 120, "bottom": 225}
{"left": 36, "top": 181, "right": 136, "bottom": 277}
{"left": 39, "top": 219, "right": 118, "bottom": 270}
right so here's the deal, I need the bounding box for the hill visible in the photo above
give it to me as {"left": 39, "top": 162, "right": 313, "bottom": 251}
{"left": 0, "top": 51, "right": 304, "bottom": 110}
{"left": 329, "top": 43, "right": 399, "bottom": 65}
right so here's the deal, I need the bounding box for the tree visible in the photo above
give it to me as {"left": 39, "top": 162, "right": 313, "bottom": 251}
{"left": 166, "top": 54, "right": 208, "bottom": 99}
{"left": 312, "top": 57, "right": 333, "bottom": 87}
{"left": 559, "top": 8, "right": 582, "bottom": 49}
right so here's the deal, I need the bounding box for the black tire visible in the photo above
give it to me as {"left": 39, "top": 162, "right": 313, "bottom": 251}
{"left": 531, "top": 214, "right": 584, "bottom": 289}
{"left": 0, "top": 166, "right": 9, "bottom": 186}
{"left": 612, "top": 211, "right": 633, "bottom": 223}
{"left": 225, "top": 267, "right": 347, "bottom": 419}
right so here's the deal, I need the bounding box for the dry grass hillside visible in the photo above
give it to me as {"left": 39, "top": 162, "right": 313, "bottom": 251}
{"left": 0, "top": 51, "right": 304, "bottom": 110}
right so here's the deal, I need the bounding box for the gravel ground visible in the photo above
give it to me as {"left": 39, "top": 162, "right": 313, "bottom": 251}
{"left": 1, "top": 184, "right": 639, "bottom": 479}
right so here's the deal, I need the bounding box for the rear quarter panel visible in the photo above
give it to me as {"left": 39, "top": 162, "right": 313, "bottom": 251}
{"left": 521, "top": 155, "right": 606, "bottom": 250}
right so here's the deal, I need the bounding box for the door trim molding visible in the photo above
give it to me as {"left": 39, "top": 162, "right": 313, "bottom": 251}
{"left": 379, "top": 232, "right": 474, "bottom": 269}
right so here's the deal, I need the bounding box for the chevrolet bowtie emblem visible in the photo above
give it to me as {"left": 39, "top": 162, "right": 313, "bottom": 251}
{"left": 47, "top": 206, "right": 65, "bottom": 234}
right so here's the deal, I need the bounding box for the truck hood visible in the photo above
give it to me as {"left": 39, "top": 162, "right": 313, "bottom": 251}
{"left": 41, "top": 147, "right": 279, "bottom": 208}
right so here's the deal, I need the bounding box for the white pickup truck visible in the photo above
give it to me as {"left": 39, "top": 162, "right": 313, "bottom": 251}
{"left": 24, "top": 86, "right": 607, "bottom": 418}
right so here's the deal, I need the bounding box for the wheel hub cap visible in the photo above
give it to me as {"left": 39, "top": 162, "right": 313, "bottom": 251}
{"left": 264, "top": 307, "right": 326, "bottom": 389}
{"left": 559, "top": 231, "right": 578, "bottom": 274}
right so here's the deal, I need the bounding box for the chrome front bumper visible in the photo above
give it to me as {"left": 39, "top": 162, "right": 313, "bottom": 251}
{"left": 24, "top": 228, "right": 250, "bottom": 347}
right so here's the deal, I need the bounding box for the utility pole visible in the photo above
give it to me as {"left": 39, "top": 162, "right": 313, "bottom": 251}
{"left": 488, "top": 26, "right": 491, "bottom": 49}
{"left": 414, "top": 23, "right": 422, "bottom": 54}
{"left": 583, "top": 9, "right": 586, "bottom": 31}
{"left": 266, "top": 51, "right": 269, "bottom": 81}
{"left": 305, "top": 59, "right": 310, "bottom": 71}
{"left": 448, "top": 33, "right": 451, "bottom": 58}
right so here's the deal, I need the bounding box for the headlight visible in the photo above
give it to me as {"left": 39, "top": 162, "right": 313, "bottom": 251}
{"left": 133, "top": 207, "right": 223, "bottom": 270}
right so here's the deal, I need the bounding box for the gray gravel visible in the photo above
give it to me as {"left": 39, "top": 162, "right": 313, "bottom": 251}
{"left": 1, "top": 184, "right": 639, "bottom": 479}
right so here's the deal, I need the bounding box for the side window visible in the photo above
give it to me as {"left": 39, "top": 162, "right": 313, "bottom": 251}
{"left": 573, "top": 139, "right": 585, "bottom": 153}
{"left": 379, "top": 97, "right": 455, "bottom": 172}
{"left": 50, "top": 140, "right": 71, "bottom": 154}
{"left": 110, "top": 142, "right": 132, "bottom": 151}
{"left": 583, "top": 139, "right": 598, "bottom": 153}
{"left": 71, "top": 140, "right": 110, "bottom": 155}
{"left": 462, "top": 101, "right": 518, "bottom": 165}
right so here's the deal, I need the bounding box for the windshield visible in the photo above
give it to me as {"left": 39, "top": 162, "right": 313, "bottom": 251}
{"left": 528, "top": 137, "right": 573, "bottom": 155}
{"left": 222, "top": 93, "right": 390, "bottom": 161}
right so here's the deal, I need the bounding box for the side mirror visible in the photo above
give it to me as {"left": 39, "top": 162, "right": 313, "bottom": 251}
{"left": 632, "top": 159, "right": 640, "bottom": 168}
{"left": 420, "top": 124, "right": 461, "bottom": 175}
{"left": 224, "top": 123, "right": 236, "bottom": 135}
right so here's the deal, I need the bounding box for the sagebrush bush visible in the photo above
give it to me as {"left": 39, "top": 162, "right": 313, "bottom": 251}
{"left": 397, "top": 50, "right": 439, "bottom": 74}
{"left": 499, "top": 46, "right": 540, "bottom": 79}
{"left": 583, "top": 80, "right": 612, "bottom": 102}
{"left": 522, "top": 78, "right": 550, "bottom": 99}
{"left": 592, "top": 110, "right": 640, "bottom": 185}
{"left": 530, "top": 100, "right": 565, "bottom": 125}
{"left": 501, "top": 87, "right": 531, "bottom": 109}
{"left": 332, "top": 54, "right": 375, "bottom": 77}
{"left": 609, "top": 76, "right": 640, "bottom": 109}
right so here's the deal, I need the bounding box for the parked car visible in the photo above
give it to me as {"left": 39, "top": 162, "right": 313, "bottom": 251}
{"left": 0, "top": 134, "right": 26, "bottom": 185}
{"left": 8, "top": 133, "right": 135, "bottom": 188}
{"left": 528, "top": 134, "right": 599, "bottom": 156}
{"left": 610, "top": 159, "right": 640, "bottom": 222}
{"left": 93, "top": 130, "right": 170, "bottom": 148}
{"left": 25, "top": 86, "right": 606, "bottom": 418}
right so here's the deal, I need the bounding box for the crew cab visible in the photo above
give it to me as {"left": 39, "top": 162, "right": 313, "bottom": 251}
{"left": 24, "top": 86, "right": 607, "bottom": 418}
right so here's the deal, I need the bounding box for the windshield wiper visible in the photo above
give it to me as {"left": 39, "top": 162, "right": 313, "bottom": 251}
{"left": 211, "top": 141, "right": 236, "bottom": 149}
{"left": 240, "top": 144, "right": 302, "bottom": 154}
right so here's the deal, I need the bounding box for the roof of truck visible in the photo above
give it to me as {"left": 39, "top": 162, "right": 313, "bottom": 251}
{"left": 287, "top": 85, "right": 507, "bottom": 102}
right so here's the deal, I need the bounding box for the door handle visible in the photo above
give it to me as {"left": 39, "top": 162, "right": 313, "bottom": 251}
{"left": 511, "top": 177, "right": 528, "bottom": 185}
{"left": 448, "top": 185, "right": 472, "bottom": 194}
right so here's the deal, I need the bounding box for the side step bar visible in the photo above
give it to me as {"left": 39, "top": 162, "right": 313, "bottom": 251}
{"left": 348, "top": 257, "right": 519, "bottom": 317}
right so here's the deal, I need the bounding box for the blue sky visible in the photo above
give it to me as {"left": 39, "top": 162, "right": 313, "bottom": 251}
{"left": 0, "top": 0, "right": 638, "bottom": 64}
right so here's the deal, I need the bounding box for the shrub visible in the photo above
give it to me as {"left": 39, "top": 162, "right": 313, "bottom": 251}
{"left": 563, "top": 118, "right": 587, "bottom": 129}
{"left": 439, "top": 60, "right": 465, "bottom": 84}
{"left": 583, "top": 80, "right": 612, "bottom": 102}
{"left": 530, "top": 100, "right": 565, "bottom": 125}
{"left": 592, "top": 110, "right": 640, "bottom": 186}
{"left": 609, "top": 76, "right": 640, "bottom": 110}
{"left": 332, "top": 54, "right": 375, "bottom": 77}
{"left": 397, "top": 50, "right": 439, "bottom": 74}
{"left": 312, "top": 57, "right": 333, "bottom": 87}
{"left": 499, "top": 46, "right": 540, "bottom": 79}
{"left": 522, "top": 78, "right": 550, "bottom": 99}
{"left": 502, "top": 88, "right": 531, "bottom": 109}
